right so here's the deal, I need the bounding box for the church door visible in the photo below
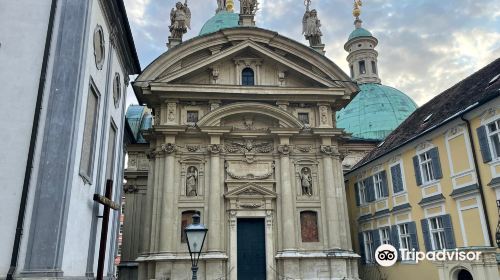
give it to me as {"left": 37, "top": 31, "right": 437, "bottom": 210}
{"left": 237, "top": 218, "right": 266, "bottom": 280}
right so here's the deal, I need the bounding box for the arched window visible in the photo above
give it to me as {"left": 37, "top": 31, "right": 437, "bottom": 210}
{"left": 242, "top": 68, "right": 255, "bottom": 86}
{"left": 300, "top": 211, "right": 319, "bottom": 242}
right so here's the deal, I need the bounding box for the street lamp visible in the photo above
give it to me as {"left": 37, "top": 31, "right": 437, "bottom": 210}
{"left": 184, "top": 213, "right": 208, "bottom": 280}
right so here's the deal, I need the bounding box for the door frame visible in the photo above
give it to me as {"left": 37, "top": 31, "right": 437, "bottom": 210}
{"left": 229, "top": 210, "right": 275, "bottom": 280}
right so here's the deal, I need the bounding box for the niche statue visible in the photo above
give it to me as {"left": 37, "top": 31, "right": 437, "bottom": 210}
{"left": 186, "top": 166, "right": 198, "bottom": 196}
{"left": 300, "top": 167, "right": 313, "bottom": 196}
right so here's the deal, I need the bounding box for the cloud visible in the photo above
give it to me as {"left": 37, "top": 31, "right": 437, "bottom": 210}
{"left": 123, "top": 0, "right": 500, "bottom": 107}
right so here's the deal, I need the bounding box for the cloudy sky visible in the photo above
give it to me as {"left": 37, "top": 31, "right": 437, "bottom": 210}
{"left": 124, "top": 0, "right": 500, "bottom": 106}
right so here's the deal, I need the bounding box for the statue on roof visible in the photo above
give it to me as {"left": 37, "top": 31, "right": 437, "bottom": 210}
{"left": 217, "top": 0, "right": 226, "bottom": 13}
{"left": 169, "top": 0, "right": 191, "bottom": 39}
{"left": 240, "top": 0, "right": 258, "bottom": 15}
{"left": 302, "top": 0, "right": 322, "bottom": 46}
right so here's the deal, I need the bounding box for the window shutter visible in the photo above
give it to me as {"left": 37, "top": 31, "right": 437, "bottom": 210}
{"left": 372, "top": 229, "right": 381, "bottom": 250}
{"left": 358, "top": 232, "right": 366, "bottom": 263}
{"left": 441, "top": 215, "right": 456, "bottom": 249}
{"left": 429, "top": 147, "right": 443, "bottom": 179}
{"left": 390, "top": 225, "right": 401, "bottom": 260}
{"left": 420, "top": 219, "right": 432, "bottom": 251}
{"left": 477, "top": 125, "right": 492, "bottom": 163}
{"left": 354, "top": 183, "right": 360, "bottom": 206}
{"left": 365, "top": 177, "right": 375, "bottom": 202}
{"left": 407, "top": 222, "right": 420, "bottom": 251}
{"left": 391, "top": 164, "right": 404, "bottom": 193}
{"left": 380, "top": 171, "right": 389, "bottom": 197}
{"left": 412, "top": 155, "right": 422, "bottom": 186}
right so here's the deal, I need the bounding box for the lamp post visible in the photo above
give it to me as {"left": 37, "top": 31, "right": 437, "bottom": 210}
{"left": 184, "top": 213, "right": 208, "bottom": 280}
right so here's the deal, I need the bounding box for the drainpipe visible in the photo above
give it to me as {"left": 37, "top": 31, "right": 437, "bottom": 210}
{"left": 461, "top": 114, "right": 494, "bottom": 247}
{"left": 6, "top": 0, "right": 58, "bottom": 279}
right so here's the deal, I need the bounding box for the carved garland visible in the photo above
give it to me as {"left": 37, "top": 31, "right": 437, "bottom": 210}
{"left": 227, "top": 170, "right": 273, "bottom": 180}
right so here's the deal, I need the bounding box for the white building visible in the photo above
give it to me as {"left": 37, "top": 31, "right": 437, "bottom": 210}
{"left": 0, "top": 0, "right": 140, "bottom": 279}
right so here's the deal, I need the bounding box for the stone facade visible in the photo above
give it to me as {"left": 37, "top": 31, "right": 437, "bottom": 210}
{"left": 131, "top": 27, "right": 360, "bottom": 280}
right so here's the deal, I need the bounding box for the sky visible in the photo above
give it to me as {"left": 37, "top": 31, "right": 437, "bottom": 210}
{"left": 124, "top": 0, "right": 500, "bottom": 106}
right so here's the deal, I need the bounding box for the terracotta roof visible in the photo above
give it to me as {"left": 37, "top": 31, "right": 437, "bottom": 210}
{"left": 349, "top": 58, "right": 500, "bottom": 172}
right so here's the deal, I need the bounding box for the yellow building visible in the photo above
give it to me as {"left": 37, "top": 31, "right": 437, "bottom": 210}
{"left": 345, "top": 59, "right": 500, "bottom": 280}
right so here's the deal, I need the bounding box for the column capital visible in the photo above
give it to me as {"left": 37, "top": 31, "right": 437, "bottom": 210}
{"left": 208, "top": 144, "right": 224, "bottom": 154}
{"left": 277, "top": 144, "right": 292, "bottom": 156}
{"left": 320, "top": 145, "right": 339, "bottom": 156}
{"left": 161, "top": 143, "right": 177, "bottom": 154}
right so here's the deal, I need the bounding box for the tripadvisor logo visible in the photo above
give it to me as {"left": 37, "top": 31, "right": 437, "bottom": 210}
{"left": 374, "top": 245, "right": 482, "bottom": 266}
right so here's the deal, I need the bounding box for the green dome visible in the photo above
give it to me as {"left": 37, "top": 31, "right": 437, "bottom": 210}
{"left": 199, "top": 11, "right": 240, "bottom": 36}
{"left": 348, "top": 27, "right": 373, "bottom": 40}
{"left": 337, "top": 83, "right": 418, "bottom": 140}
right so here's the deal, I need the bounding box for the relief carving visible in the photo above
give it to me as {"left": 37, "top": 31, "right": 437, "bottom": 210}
{"left": 320, "top": 145, "right": 336, "bottom": 155}
{"left": 208, "top": 144, "right": 223, "bottom": 154}
{"left": 161, "top": 143, "right": 177, "bottom": 154}
{"left": 295, "top": 145, "right": 312, "bottom": 153}
{"left": 278, "top": 144, "right": 291, "bottom": 155}
{"left": 186, "top": 144, "right": 200, "bottom": 152}
{"left": 167, "top": 103, "right": 177, "bottom": 122}
{"left": 225, "top": 139, "right": 274, "bottom": 154}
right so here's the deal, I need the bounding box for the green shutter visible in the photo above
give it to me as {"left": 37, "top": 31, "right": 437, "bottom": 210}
{"left": 358, "top": 232, "right": 366, "bottom": 263}
{"left": 421, "top": 219, "right": 432, "bottom": 251}
{"left": 441, "top": 215, "right": 456, "bottom": 249}
{"left": 391, "top": 164, "right": 404, "bottom": 193}
{"left": 354, "top": 183, "right": 360, "bottom": 206}
{"left": 390, "top": 225, "right": 401, "bottom": 260}
{"left": 413, "top": 155, "right": 422, "bottom": 186}
{"left": 477, "top": 125, "right": 492, "bottom": 163}
{"left": 429, "top": 147, "right": 443, "bottom": 179}
{"left": 372, "top": 229, "right": 381, "bottom": 250}
{"left": 407, "top": 222, "right": 420, "bottom": 251}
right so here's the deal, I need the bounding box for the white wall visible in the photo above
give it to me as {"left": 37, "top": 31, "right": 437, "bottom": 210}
{"left": 0, "top": 0, "right": 52, "bottom": 276}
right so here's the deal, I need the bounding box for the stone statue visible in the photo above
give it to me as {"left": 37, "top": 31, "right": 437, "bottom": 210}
{"left": 169, "top": 1, "right": 191, "bottom": 39}
{"left": 217, "top": 0, "right": 226, "bottom": 12}
{"left": 300, "top": 167, "right": 313, "bottom": 196}
{"left": 240, "top": 0, "right": 258, "bottom": 15}
{"left": 186, "top": 166, "right": 198, "bottom": 196}
{"left": 302, "top": 1, "right": 322, "bottom": 46}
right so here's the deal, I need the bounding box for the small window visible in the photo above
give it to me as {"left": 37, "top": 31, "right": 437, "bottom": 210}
{"left": 486, "top": 119, "right": 500, "bottom": 159}
{"left": 371, "top": 61, "right": 377, "bottom": 74}
{"left": 398, "top": 223, "right": 411, "bottom": 250}
{"left": 429, "top": 217, "right": 446, "bottom": 250}
{"left": 373, "top": 173, "right": 384, "bottom": 199}
{"left": 350, "top": 65, "right": 354, "bottom": 78}
{"left": 80, "top": 84, "right": 100, "bottom": 182}
{"left": 359, "top": 61, "right": 366, "bottom": 74}
{"left": 363, "top": 231, "right": 374, "bottom": 263}
{"left": 242, "top": 68, "right": 255, "bottom": 86}
{"left": 298, "top": 113, "right": 310, "bottom": 124}
{"left": 380, "top": 227, "right": 391, "bottom": 245}
{"left": 187, "top": 111, "right": 199, "bottom": 123}
{"left": 358, "top": 180, "right": 367, "bottom": 205}
{"left": 419, "top": 151, "right": 435, "bottom": 183}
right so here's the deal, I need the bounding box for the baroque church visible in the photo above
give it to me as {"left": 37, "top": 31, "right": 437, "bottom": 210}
{"left": 120, "top": 1, "right": 417, "bottom": 279}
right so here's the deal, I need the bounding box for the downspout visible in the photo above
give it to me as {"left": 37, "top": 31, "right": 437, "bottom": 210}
{"left": 6, "top": 0, "right": 58, "bottom": 279}
{"left": 461, "top": 114, "right": 495, "bottom": 247}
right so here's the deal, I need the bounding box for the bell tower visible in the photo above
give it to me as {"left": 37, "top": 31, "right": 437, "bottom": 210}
{"left": 344, "top": 0, "right": 381, "bottom": 84}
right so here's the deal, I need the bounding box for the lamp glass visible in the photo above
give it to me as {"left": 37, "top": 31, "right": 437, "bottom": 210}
{"left": 187, "top": 230, "right": 206, "bottom": 254}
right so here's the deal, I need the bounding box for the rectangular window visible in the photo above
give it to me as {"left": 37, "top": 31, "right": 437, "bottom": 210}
{"left": 79, "top": 85, "right": 100, "bottom": 182}
{"left": 359, "top": 61, "right": 366, "bottom": 74}
{"left": 419, "top": 151, "right": 435, "bottom": 183}
{"left": 363, "top": 231, "right": 374, "bottom": 263}
{"left": 380, "top": 227, "right": 391, "bottom": 245}
{"left": 187, "top": 111, "right": 199, "bottom": 123}
{"left": 358, "top": 180, "right": 367, "bottom": 205}
{"left": 105, "top": 124, "right": 117, "bottom": 180}
{"left": 399, "top": 224, "right": 411, "bottom": 250}
{"left": 373, "top": 173, "right": 384, "bottom": 199}
{"left": 371, "top": 61, "right": 377, "bottom": 74}
{"left": 298, "top": 113, "right": 310, "bottom": 124}
{"left": 350, "top": 65, "right": 354, "bottom": 78}
{"left": 487, "top": 119, "right": 500, "bottom": 159}
{"left": 429, "top": 217, "right": 446, "bottom": 250}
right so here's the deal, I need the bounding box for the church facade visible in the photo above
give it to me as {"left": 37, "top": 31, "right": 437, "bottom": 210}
{"left": 129, "top": 2, "right": 361, "bottom": 279}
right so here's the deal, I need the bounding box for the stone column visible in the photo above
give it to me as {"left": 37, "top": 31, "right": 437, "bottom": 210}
{"left": 320, "top": 144, "right": 341, "bottom": 249}
{"left": 278, "top": 141, "right": 296, "bottom": 250}
{"left": 159, "top": 142, "right": 177, "bottom": 253}
{"left": 332, "top": 151, "right": 352, "bottom": 249}
{"left": 207, "top": 139, "right": 223, "bottom": 252}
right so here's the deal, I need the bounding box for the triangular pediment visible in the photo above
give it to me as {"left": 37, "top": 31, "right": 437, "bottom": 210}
{"left": 225, "top": 183, "right": 277, "bottom": 199}
{"left": 155, "top": 40, "right": 340, "bottom": 88}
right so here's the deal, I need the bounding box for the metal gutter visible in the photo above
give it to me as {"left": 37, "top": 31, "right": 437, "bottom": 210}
{"left": 6, "top": 0, "right": 58, "bottom": 279}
